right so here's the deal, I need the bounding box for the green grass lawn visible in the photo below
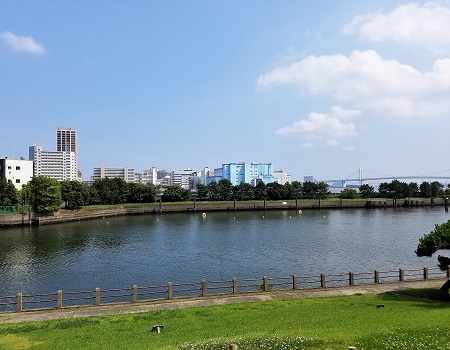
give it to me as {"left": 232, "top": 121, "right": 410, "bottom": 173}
{"left": 0, "top": 289, "right": 449, "bottom": 350}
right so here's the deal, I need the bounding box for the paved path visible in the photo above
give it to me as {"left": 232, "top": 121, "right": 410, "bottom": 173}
{"left": 0, "top": 279, "right": 445, "bottom": 324}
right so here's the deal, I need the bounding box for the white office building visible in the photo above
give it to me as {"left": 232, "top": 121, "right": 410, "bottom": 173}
{"left": 137, "top": 167, "right": 158, "bottom": 185}
{"left": 92, "top": 162, "right": 136, "bottom": 183}
{"left": 0, "top": 157, "right": 34, "bottom": 189}
{"left": 273, "top": 170, "right": 291, "bottom": 185}
{"left": 170, "top": 169, "right": 198, "bottom": 189}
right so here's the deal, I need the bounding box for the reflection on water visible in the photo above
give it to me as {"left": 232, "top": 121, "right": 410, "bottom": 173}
{"left": 0, "top": 207, "right": 448, "bottom": 296}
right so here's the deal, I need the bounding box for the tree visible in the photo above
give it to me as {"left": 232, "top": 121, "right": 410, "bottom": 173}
{"left": 302, "top": 181, "right": 317, "bottom": 199}
{"left": 340, "top": 188, "right": 358, "bottom": 199}
{"left": 290, "top": 181, "right": 303, "bottom": 199}
{"left": 0, "top": 178, "right": 19, "bottom": 206}
{"left": 253, "top": 180, "right": 267, "bottom": 200}
{"left": 408, "top": 182, "right": 419, "bottom": 197}
{"left": 161, "top": 185, "right": 191, "bottom": 202}
{"left": 126, "top": 183, "right": 156, "bottom": 203}
{"left": 416, "top": 220, "right": 450, "bottom": 292}
{"left": 206, "top": 181, "right": 221, "bottom": 201}
{"left": 90, "top": 177, "right": 128, "bottom": 204}
{"left": 420, "top": 182, "right": 432, "bottom": 197}
{"left": 60, "top": 180, "right": 90, "bottom": 209}
{"left": 29, "top": 176, "right": 62, "bottom": 213}
{"left": 195, "top": 183, "right": 209, "bottom": 201}
{"left": 359, "top": 184, "right": 375, "bottom": 198}
{"left": 233, "top": 182, "right": 254, "bottom": 201}
{"left": 217, "top": 179, "right": 232, "bottom": 201}
{"left": 316, "top": 181, "right": 330, "bottom": 199}
{"left": 431, "top": 181, "right": 444, "bottom": 198}
{"left": 266, "top": 182, "right": 286, "bottom": 200}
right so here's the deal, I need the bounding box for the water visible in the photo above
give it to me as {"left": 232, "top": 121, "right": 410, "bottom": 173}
{"left": 0, "top": 207, "right": 448, "bottom": 297}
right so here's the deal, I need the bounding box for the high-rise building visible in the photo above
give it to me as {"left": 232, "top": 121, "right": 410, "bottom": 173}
{"left": 29, "top": 127, "right": 80, "bottom": 181}
{"left": 206, "top": 162, "right": 277, "bottom": 186}
{"left": 56, "top": 128, "right": 78, "bottom": 154}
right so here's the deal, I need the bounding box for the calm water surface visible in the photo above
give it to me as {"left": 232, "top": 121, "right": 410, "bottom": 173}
{"left": 0, "top": 207, "right": 448, "bottom": 296}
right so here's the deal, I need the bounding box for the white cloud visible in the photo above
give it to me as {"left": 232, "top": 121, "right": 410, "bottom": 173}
{"left": 276, "top": 106, "right": 359, "bottom": 148}
{"left": 258, "top": 50, "right": 450, "bottom": 119}
{"left": 1, "top": 31, "right": 46, "bottom": 54}
{"left": 343, "top": 2, "right": 450, "bottom": 51}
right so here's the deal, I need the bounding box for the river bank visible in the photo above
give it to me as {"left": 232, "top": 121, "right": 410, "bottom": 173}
{"left": 0, "top": 197, "right": 447, "bottom": 227}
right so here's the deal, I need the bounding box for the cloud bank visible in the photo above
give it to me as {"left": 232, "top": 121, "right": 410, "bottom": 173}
{"left": 1, "top": 31, "right": 46, "bottom": 54}
{"left": 258, "top": 2, "right": 450, "bottom": 149}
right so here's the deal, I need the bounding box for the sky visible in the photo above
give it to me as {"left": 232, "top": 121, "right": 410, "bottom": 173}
{"left": 1, "top": 1, "right": 450, "bottom": 182}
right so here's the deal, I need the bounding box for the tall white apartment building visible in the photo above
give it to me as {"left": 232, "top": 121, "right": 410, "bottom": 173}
{"left": 0, "top": 157, "right": 34, "bottom": 189}
{"left": 29, "top": 144, "right": 78, "bottom": 181}
{"left": 92, "top": 162, "right": 135, "bottom": 183}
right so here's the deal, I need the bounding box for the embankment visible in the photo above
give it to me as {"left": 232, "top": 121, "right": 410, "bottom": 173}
{"left": 0, "top": 197, "right": 446, "bottom": 227}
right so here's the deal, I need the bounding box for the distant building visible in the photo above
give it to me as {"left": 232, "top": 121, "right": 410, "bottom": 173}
{"left": 273, "top": 170, "right": 291, "bottom": 185}
{"left": 304, "top": 176, "right": 315, "bottom": 182}
{"left": 137, "top": 167, "right": 158, "bottom": 185}
{"left": 0, "top": 157, "right": 33, "bottom": 189}
{"left": 206, "top": 162, "right": 277, "bottom": 186}
{"left": 169, "top": 169, "right": 198, "bottom": 189}
{"left": 28, "top": 127, "right": 80, "bottom": 182}
{"left": 29, "top": 144, "right": 79, "bottom": 181}
{"left": 92, "top": 162, "right": 136, "bottom": 183}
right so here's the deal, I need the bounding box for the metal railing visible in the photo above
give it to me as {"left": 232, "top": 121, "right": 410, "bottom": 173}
{"left": 1, "top": 266, "right": 448, "bottom": 313}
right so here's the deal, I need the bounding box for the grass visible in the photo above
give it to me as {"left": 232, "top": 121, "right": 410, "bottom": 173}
{"left": 0, "top": 289, "right": 449, "bottom": 349}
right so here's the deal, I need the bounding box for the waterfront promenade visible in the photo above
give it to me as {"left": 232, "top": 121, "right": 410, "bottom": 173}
{"left": 0, "top": 278, "right": 445, "bottom": 324}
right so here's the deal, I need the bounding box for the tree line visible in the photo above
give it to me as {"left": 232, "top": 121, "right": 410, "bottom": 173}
{"left": 0, "top": 176, "right": 449, "bottom": 213}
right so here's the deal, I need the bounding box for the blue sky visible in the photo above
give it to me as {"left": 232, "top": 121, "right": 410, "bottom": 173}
{"left": 1, "top": 1, "right": 450, "bottom": 181}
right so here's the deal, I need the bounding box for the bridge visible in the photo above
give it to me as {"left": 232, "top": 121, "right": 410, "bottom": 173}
{"left": 323, "top": 169, "right": 450, "bottom": 189}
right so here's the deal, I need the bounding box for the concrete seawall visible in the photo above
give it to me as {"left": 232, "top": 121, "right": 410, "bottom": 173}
{"left": 0, "top": 198, "right": 446, "bottom": 227}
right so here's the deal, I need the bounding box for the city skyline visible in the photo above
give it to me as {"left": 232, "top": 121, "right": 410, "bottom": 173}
{"left": 1, "top": 1, "right": 450, "bottom": 181}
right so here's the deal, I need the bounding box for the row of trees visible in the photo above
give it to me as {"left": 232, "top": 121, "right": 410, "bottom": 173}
{"left": 1, "top": 177, "right": 449, "bottom": 213}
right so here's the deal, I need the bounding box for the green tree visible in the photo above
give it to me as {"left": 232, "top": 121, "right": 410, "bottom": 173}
{"left": 408, "top": 182, "right": 419, "bottom": 197}
{"left": 359, "top": 184, "right": 375, "bottom": 198}
{"left": 0, "top": 178, "right": 19, "bottom": 206}
{"left": 416, "top": 220, "right": 450, "bottom": 292}
{"left": 126, "top": 183, "right": 157, "bottom": 203}
{"left": 253, "top": 180, "right": 267, "bottom": 200}
{"left": 316, "top": 181, "right": 330, "bottom": 199}
{"left": 195, "top": 184, "right": 209, "bottom": 201}
{"left": 340, "top": 188, "right": 358, "bottom": 199}
{"left": 419, "top": 181, "right": 432, "bottom": 197}
{"left": 29, "top": 176, "right": 62, "bottom": 213}
{"left": 234, "top": 182, "right": 254, "bottom": 201}
{"left": 60, "top": 180, "right": 89, "bottom": 209}
{"left": 302, "top": 181, "right": 317, "bottom": 199}
{"left": 290, "top": 181, "right": 303, "bottom": 199}
{"left": 161, "top": 185, "right": 191, "bottom": 202}
{"left": 431, "top": 181, "right": 444, "bottom": 198}
{"left": 91, "top": 177, "right": 128, "bottom": 204}
{"left": 266, "top": 182, "right": 286, "bottom": 200}
{"left": 206, "top": 181, "right": 221, "bottom": 201}
{"left": 217, "top": 179, "right": 232, "bottom": 201}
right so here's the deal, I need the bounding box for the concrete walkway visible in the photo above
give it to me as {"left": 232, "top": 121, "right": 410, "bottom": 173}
{"left": 0, "top": 279, "right": 445, "bottom": 324}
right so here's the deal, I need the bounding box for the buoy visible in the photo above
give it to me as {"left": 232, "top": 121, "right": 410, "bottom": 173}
{"left": 202, "top": 213, "right": 207, "bottom": 218}
{"left": 298, "top": 210, "right": 302, "bottom": 214}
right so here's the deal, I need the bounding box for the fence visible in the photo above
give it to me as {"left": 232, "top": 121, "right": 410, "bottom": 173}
{"left": 1, "top": 266, "right": 448, "bottom": 313}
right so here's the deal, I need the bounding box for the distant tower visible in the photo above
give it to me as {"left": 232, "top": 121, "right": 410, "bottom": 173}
{"left": 359, "top": 168, "right": 363, "bottom": 186}
{"left": 56, "top": 128, "right": 78, "bottom": 154}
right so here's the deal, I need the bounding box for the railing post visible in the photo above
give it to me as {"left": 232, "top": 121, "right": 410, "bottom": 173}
{"left": 349, "top": 272, "right": 354, "bottom": 286}
{"left": 17, "top": 292, "right": 22, "bottom": 313}
{"left": 95, "top": 287, "right": 100, "bottom": 306}
{"left": 423, "top": 267, "right": 428, "bottom": 280}
{"left": 320, "top": 273, "right": 326, "bottom": 288}
{"left": 57, "top": 290, "right": 63, "bottom": 309}
{"left": 232, "top": 278, "right": 237, "bottom": 294}
{"left": 168, "top": 282, "right": 173, "bottom": 300}
{"left": 374, "top": 270, "right": 380, "bottom": 284}
{"left": 399, "top": 268, "right": 404, "bottom": 282}
{"left": 132, "top": 285, "right": 138, "bottom": 303}
{"left": 201, "top": 279, "right": 206, "bottom": 297}
{"left": 263, "top": 276, "right": 268, "bottom": 291}
{"left": 292, "top": 274, "right": 298, "bottom": 290}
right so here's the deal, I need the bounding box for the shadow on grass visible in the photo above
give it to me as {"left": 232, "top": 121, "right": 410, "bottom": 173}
{"left": 378, "top": 287, "right": 450, "bottom": 308}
